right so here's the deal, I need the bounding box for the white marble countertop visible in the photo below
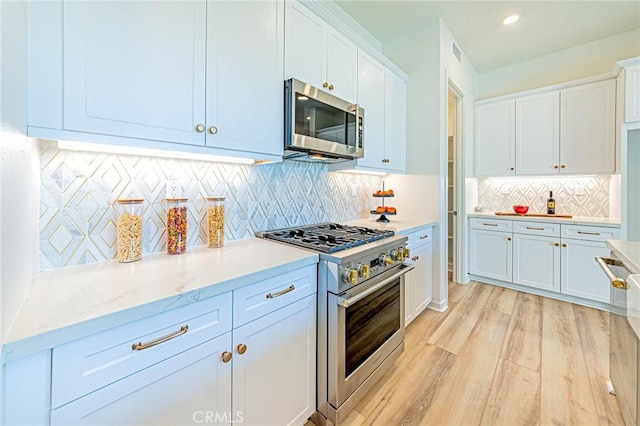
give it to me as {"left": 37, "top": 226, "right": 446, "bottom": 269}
{"left": 344, "top": 217, "right": 438, "bottom": 234}
{"left": 3, "top": 238, "right": 318, "bottom": 363}
{"left": 607, "top": 240, "right": 640, "bottom": 274}
{"left": 467, "top": 212, "right": 621, "bottom": 228}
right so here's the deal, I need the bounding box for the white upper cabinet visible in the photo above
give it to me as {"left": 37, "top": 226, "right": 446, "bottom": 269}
{"left": 475, "top": 100, "right": 516, "bottom": 176}
{"left": 515, "top": 91, "right": 560, "bottom": 175}
{"left": 285, "top": 1, "right": 357, "bottom": 103}
{"left": 383, "top": 69, "right": 407, "bottom": 173}
{"left": 624, "top": 64, "right": 640, "bottom": 122}
{"left": 63, "top": 1, "right": 207, "bottom": 146}
{"left": 560, "top": 80, "right": 616, "bottom": 174}
{"left": 205, "top": 1, "right": 283, "bottom": 156}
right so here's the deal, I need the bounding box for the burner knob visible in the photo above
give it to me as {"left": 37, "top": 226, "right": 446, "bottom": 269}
{"left": 392, "top": 248, "right": 404, "bottom": 262}
{"left": 403, "top": 247, "right": 411, "bottom": 259}
{"left": 358, "top": 264, "right": 370, "bottom": 279}
{"left": 343, "top": 268, "right": 358, "bottom": 285}
{"left": 380, "top": 254, "right": 394, "bottom": 266}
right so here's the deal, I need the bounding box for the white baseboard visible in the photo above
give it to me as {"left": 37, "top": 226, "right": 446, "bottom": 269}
{"left": 428, "top": 299, "right": 448, "bottom": 312}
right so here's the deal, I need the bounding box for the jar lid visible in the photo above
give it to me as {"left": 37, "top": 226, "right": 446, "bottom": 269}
{"left": 115, "top": 198, "right": 144, "bottom": 204}
{"left": 206, "top": 197, "right": 226, "bottom": 201}
{"left": 165, "top": 197, "right": 189, "bottom": 202}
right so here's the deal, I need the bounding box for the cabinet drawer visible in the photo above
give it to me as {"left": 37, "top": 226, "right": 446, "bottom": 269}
{"left": 52, "top": 292, "right": 232, "bottom": 409}
{"left": 233, "top": 265, "right": 317, "bottom": 327}
{"left": 560, "top": 225, "right": 621, "bottom": 242}
{"left": 470, "top": 217, "right": 512, "bottom": 232}
{"left": 513, "top": 221, "right": 560, "bottom": 237}
{"left": 404, "top": 226, "right": 433, "bottom": 248}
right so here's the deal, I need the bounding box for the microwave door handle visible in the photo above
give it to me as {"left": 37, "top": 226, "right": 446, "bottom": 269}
{"left": 351, "top": 104, "right": 359, "bottom": 148}
{"left": 337, "top": 264, "right": 414, "bottom": 308}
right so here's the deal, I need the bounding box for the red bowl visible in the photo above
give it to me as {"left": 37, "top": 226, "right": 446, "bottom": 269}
{"left": 513, "top": 205, "right": 529, "bottom": 214}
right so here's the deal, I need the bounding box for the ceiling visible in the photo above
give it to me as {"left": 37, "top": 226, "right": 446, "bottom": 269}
{"left": 333, "top": 1, "right": 640, "bottom": 73}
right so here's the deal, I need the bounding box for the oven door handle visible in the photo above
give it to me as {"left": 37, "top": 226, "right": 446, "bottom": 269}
{"left": 595, "top": 256, "right": 629, "bottom": 289}
{"left": 337, "top": 265, "right": 414, "bottom": 308}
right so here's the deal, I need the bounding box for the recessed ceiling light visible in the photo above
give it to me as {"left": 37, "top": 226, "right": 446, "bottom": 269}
{"left": 503, "top": 14, "right": 520, "bottom": 25}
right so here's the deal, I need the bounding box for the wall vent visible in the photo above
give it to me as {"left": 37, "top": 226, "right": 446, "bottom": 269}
{"left": 452, "top": 42, "right": 462, "bottom": 63}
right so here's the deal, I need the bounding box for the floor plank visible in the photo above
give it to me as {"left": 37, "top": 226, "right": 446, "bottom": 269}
{"left": 480, "top": 358, "right": 541, "bottom": 426}
{"left": 486, "top": 286, "right": 518, "bottom": 315}
{"left": 541, "top": 313, "right": 600, "bottom": 425}
{"left": 500, "top": 292, "right": 543, "bottom": 372}
{"left": 422, "top": 309, "right": 511, "bottom": 425}
{"left": 574, "top": 304, "right": 625, "bottom": 425}
{"left": 543, "top": 297, "right": 576, "bottom": 319}
{"left": 428, "top": 282, "right": 494, "bottom": 354}
{"left": 448, "top": 280, "right": 473, "bottom": 304}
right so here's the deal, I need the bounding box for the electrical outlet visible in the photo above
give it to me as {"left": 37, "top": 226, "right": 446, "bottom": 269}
{"left": 166, "top": 181, "right": 179, "bottom": 198}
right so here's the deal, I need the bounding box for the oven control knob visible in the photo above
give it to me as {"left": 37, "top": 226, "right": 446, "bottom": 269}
{"left": 358, "top": 264, "right": 370, "bottom": 279}
{"left": 343, "top": 268, "right": 358, "bottom": 285}
{"left": 403, "top": 247, "right": 411, "bottom": 259}
{"left": 380, "top": 254, "right": 394, "bottom": 266}
{"left": 392, "top": 248, "right": 404, "bottom": 262}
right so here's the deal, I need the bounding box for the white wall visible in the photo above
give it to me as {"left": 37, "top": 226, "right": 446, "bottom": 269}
{"left": 478, "top": 29, "right": 640, "bottom": 99}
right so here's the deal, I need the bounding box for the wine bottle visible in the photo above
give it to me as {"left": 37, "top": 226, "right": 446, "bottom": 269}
{"left": 547, "top": 191, "right": 556, "bottom": 215}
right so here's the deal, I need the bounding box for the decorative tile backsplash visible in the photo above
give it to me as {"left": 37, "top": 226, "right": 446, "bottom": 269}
{"left": 478, "top": 176, "right": 610, "bottom": 217}
{"left": 39, "top": 140, "right": 382, "bottom": 270}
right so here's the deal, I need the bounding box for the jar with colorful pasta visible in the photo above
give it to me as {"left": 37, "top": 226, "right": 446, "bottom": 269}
{"left": 166, "top": 198, "right": 188, "bottom": 255}
{"left": 206, "top": 197, "right": 225, "bottom": 248}
{"left": 115, "top": 199, "right": 144, "bottom": 263}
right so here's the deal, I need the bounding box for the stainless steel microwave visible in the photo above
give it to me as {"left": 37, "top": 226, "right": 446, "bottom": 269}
{"left": 284, "top": 78, "right": 364, "bottom": 163}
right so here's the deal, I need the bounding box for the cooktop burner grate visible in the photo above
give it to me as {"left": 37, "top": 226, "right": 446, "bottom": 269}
{"left": 257, "top": 223, "right": 394, "bottom": 253}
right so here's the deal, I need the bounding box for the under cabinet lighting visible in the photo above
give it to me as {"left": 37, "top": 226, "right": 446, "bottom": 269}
{"left": 57, "top": 140, "right": 259, "bottom": 165}
{"left": 502, "top": 14, "right": 520, "bottom": 25}
{"left": 333, "top": 169, "right": 388, "bottom": 176}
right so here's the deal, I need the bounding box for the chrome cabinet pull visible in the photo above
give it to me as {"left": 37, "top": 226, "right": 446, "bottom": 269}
{"left": 266, "top": 285, "right": 295, "bottom": 299}
{"left": 595, "top": 257, "right": 628, "bottom": 289}
{"left": 483, "top": 223, "right": 498, "bottom": 227}
{"left": 526, "top": 226, "right": 545, "bottom": 231}
{"left": 131, "top": 325, "right": 188, "bottom": 351}
{"left": 578, "top": 231, "right": 600, "bottom": 236}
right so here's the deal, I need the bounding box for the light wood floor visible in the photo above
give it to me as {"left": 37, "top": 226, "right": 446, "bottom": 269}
{"left": 340, "top": 281, "right": 624, "bottom": 426}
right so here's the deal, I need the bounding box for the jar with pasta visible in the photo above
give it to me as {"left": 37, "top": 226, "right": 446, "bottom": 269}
{"left": 206, "top": 197, "right": 225, "bottom": 248}
{"left": 166, "top": 198, "right": 188, "bottom": 255}
{"left": 115, "top": 199, "right": 144, "bottom": 263}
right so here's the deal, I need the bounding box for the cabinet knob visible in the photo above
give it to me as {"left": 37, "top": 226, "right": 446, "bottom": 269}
{"left": 562, "top": 243, "right": 567, "bottom": 247}
{"left": 323, "top": 82, "right": 329, "bottom": 88}
{"left": 509, "top": 167, "right": 515, "bottom": 171}
{"left": 222, "top": 351, "right": 232, "bottom": 363}
{"left": 195, "top": 124, "right": 205, "bottom": 133}
{"left": 237, "top": 344, "right": 247, "bottom": 355}
{"left": 209, "top": 126, "right": 218, "bottom": 134}
{"left": 415, "top": 255, "right": 420, "bottom": 261}
{"left": 554, "top": 242, "right": 560, "bottom": 247}
{"left": 554, "top": 165, "right": 559, "bottom": 169}
{"left": 561, "top": 164, "right": 566, "bottom": 169}
{"left": 507, "top": 237, "right": 512, "bottom": 241}
{"left": 328, "top": 84, "right": 334, "bottom": 90}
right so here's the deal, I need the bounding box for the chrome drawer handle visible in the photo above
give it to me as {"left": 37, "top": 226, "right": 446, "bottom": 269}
{"left": 595, "top": 257, "right": 628, "bottom": 290}
{"left": 526, "top": 226, "right": 544, "bottom": 231}
{"left": 266, "top": 285, "right": 295, "bottom": 299}
{"left": 132, "top": 325, "right": 188, "bottom": 351}
{"left": 578, "top": 231, "right": 600, "bottom": 236}
{"left": 483, "top": 223, "right": 498, "bottom": 227}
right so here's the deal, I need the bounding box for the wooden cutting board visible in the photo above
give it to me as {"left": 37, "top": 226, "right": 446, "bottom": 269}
{"left": 495, "top": 212, "right": 573, "bottom": 218}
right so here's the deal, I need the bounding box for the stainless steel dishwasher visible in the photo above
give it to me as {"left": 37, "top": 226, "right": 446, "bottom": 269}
{"left": 596, "top": 255, "right": 637, "bottom": 426}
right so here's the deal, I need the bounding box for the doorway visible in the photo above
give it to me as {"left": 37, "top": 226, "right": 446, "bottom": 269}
{"left": 447, "top": 89, "right": 459, "bottom": 283}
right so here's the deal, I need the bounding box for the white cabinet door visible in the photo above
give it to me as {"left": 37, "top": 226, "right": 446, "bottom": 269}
{"left": 51, "top": 333, "right": 233, "bottom": 426}
{"left": 326, "top": 28, "right": 358, "bottom": 103}
{"left": 232, "top": 295, "right": 316, "bottom": 426}
{"left": 469, "top": 229, "right": 512, "bottom": 282}
{"left": 404, "top": 267, "right": 415, "bottom": 326}
{"left": 63, "top": 1, "right": 206, "bottom": 146}
{"left": 560, "top": 80, "right": 616, "bottom": 174}
{"left": 475, "top": 100, "right": 516, "bottom": 176}
{"left": 411, "top": 242, "right": 433, "bottom": 319}
{"left": 284, "top": 1, "right": 324, "bottom": 89}
{"left": 512, "top": 233, "right": 560, "bottom": 292}
{"left": 356, "top": 51, "right": 385, "bottom": 169}
{"left": 561, "top": 239, "right": 611, "bottom": 303}
{"left": 516, "top": 91, "right": 560, "bottom": 175}
{"left": 384, "top": 69, "right": 407, "bottom": 173}
{"left": 206, "top": 0, "right": 283, "bottom": 156}
{"left": 625, "top": 64, "right": 640, "bottom": 122}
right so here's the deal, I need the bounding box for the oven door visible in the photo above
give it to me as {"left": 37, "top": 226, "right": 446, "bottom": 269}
{"left": 327, "top": 264, "right": 412, "bottom": 408}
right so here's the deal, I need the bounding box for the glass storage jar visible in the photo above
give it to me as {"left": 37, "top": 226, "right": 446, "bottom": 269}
{"left": 115, "top": 199, "right": 144, "bottom": 263}
{"left": 166, "top": 198, "right": 188, "bottom": 255}
{"left": 207, "top": 197, "right": 225, "bottom": 248}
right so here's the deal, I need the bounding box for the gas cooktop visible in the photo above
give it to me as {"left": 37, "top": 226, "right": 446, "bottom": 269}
{"left": 256, "top": 223, "right": 394, "bottom": 253}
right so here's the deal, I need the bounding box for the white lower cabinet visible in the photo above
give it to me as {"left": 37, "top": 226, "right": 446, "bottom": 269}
{"left": 233, "top": 295, "right": 316, "bottom": 426}
{"left": 469, "top": 229, "right": 512, "bottom": 282}
{"left": 404, "top": 228, "right": 433, "bottom": 326}
{"left": 512, "top": 233, "right": 560, "bottom": 292}
{"left": 560, "top": 238, "right": 612, "bottom": 303}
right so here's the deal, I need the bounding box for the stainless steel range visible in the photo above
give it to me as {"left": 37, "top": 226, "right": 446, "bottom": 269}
{"left": 257, "top": 223, "right": 412, "bottom": 424}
